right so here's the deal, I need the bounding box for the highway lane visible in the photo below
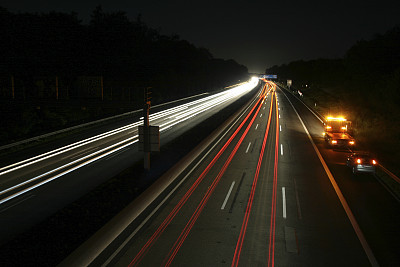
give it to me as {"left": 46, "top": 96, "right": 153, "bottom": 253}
{"left": 86, "top": 82, "right": 374, "bottom": 266}
{"left": 0, "top": 79, "right": 260, "bottom": 243}
{"left": 280, "top": 86, "right": 400, "bottom": 266}
{"left": 96, "top": 81, "right": 275, "bottom": 266}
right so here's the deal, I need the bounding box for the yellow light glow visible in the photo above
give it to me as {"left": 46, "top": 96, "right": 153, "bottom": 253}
{"left": 356, "top": 158, "right": 362, "bottom": 164}
{"left": 349, "top": 140, "right": 355, "bottom": 145}
{"left": 326, "top": 126, "right": 332, "bottom": 129}
{"left": 331, "top": 140, "right": 337, "bottom": 144}
{"left": 372, "top": 160, "right": 377, "bottom": 165}
{"left": 327, "top": 117, "right": 347, "bottom": 121}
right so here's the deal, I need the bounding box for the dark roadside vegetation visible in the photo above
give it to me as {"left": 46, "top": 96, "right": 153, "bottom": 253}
{"left": 0, "top": 6, "right": 249, "bottom": 146}
{"left": 267, "top": 26, "right": 400, "bottom": 177}
{"left": 0, "top": 90, "right": 256, "bottom": 267}
{"left": 0, "top": 6, "right": 252, "bottom": 266}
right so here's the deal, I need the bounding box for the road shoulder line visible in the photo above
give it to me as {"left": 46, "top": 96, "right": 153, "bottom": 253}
{"left": 280, "top": 87, "right": 379, "bottom": 267}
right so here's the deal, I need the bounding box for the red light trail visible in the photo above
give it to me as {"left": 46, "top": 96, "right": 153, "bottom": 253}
{"left": 231, "top": 89, "right": 276, "bottom": 267}
{"left": 128, "top": 84, "right": 270, "bottom": 266}
{"left": 268, "top": 87, "right": 279, "bottom": 267}
{"left": 163, "top": 85, "right": 270, "bottom": 266}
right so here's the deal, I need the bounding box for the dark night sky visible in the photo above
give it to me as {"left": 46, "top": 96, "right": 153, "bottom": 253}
{"left": 2, "top": 0, "right": 400, "bottom": 73}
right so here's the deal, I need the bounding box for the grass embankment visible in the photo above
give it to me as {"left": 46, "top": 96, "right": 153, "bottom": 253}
{"left": 0, "top": 88, "right": 257, "bottom": 266}
{"left": 297, "top": 85, "right": 400, "bottom": 198}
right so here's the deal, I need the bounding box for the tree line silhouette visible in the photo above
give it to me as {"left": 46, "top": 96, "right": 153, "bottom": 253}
{"left": 266, "top": 26, "right": 400, "bottom": 118}
{"left": 267, "top": 26, "right": 400, "bottom": 164}
{"left": 0, "top": 6, "right": 249, "bottom": 144}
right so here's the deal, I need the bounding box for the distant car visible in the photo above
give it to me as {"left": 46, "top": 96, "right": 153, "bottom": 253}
{"left": 346, "top": 153, "right": 377, "bottom": 174}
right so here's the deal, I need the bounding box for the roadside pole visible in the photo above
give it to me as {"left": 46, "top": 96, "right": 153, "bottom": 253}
{"left": 139, "top": 87, "right": 159, "bottom": 170}
{"left": 143, "top": 89, "right": 151, "bottom": 170}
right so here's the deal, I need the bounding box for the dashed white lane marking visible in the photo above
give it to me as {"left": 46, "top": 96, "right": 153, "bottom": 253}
{"left": 281, "top": 144, "right": 284, "bottom": 156}
{"left": 246, "top": 142, "right": 251, "bottom": 153}
{"left": 260, "top": 113, "right": 263, "bottom": 118}
{"left": 282, "top": 88, "right": 379, "bottom": 267}
{"left": 255, "top": 124, "right": 259, "bottom": 130}
{"left": 280, "top": 125, "right": 282, "bottom": 132}
{"left": 221, "top": 181, "right": 236, "bottom": 210}
{"left": 282, "top": 187, "right": 287, "bottom": 219}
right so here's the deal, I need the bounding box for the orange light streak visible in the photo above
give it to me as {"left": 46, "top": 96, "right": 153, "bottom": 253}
{"left": 129, "top": 86, "right": 267, "bottom": 267}
{"left": 231, "top": 89, "right": 275, "bottom": 267}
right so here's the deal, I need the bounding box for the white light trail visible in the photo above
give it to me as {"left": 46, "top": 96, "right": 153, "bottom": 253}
{"left": 0, "top": 79, "right": 259, "bottom": 204}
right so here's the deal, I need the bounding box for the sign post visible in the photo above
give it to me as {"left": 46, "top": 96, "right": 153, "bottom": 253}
{"left": 287, "top": 79, "right": 292, "bottom": 90}
{"left": 138, "top": 87, "right": 160, "bottom": 170}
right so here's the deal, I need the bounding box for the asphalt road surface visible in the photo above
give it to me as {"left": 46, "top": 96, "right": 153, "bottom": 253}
{"left": 0, "top": 79, "right": 259, "bottom": 244}
{"left": 75, "top": 81, "right": 399, "bottom": 266}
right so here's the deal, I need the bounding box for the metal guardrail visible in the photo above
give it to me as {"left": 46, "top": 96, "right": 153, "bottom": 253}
{"left": 0, "top": 110, "right": 139, "bottom": 151}
{"left": 379, "top": 164, "right": 400, "bottom": 184}
{"left": 0, "top": 92, "right": 210, "bottom": 152}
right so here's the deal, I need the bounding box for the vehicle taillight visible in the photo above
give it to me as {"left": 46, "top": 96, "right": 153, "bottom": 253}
{"left": 349, "top": 140, "right": 355, "bottom": 145}
{"left": 356, "top": 158, "right": 362, "bottom": 164}
{"left": 331, "top": 140, "right": 337, "bottom": 144}
{"left": 326, "top": 126, "right": 332, "bottom": 130}
{"left": 372, "top": 160, "right": 377, "bottom": 165}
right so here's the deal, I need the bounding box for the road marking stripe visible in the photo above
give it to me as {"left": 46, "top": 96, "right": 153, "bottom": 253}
{"left": 106, "top": 95, "right": 262, "bottom": 267}
{"left": 260, "top": 113, "right": 263, "bottom": 117}
{"left": 282, "top": 89, "right": 379, "bottom": 267}
{"left": 221, "top": 181, "right": 235, "bottom": 210}
{"left": 245, "top": 142, "right": 251, "bottom": 153}
{"left": 280, "top": 125, "right": 282, "bottom": 132}
{"left": 281, "top": 144, "right": 283, "bottom": 156}
{"left": 293, "top": 177, "right": 302, "bottom": 220}
{"left": 282, "top": 187, "right": 287, "bottom": 219}
{"left": 255, "top": 124, "right": 259, "bottom": 130}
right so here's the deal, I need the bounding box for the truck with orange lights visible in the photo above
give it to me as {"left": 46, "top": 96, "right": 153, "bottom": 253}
{"left": 323, "top": 117, "right": 356, "bottom": 148}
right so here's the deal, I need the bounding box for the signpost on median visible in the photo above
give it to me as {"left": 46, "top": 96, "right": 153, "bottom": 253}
{"left": 138, "top": 87, "right": 160, "bottom": 170}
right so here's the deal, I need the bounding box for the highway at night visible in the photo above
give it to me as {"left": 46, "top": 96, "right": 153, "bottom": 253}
{"left": 2, "top": 4, "right": 399, "bottom": 266}
{"left": 1, "top": 80, "right": 399, "bottom": 266}
{"left": 60, "top": 81, "right": 400, "bottom": 266}
{"left": 0, "top": 79, "right": 259, "bottom": 243}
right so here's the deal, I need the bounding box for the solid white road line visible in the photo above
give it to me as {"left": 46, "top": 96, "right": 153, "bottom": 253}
{"left": 100, "top": 96, "right": 259, "bottom": 267}
{"left": 246, "top": 142, "right": 251, "bottom": 153}
{"left": 282, "top": 89, "right": 379, "bottom": 267}
{"left": 282, "top": 187, "right": 287, "bottom": 219}
{"left": 221, "top": 181, "right": 236, "bottom": 210}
